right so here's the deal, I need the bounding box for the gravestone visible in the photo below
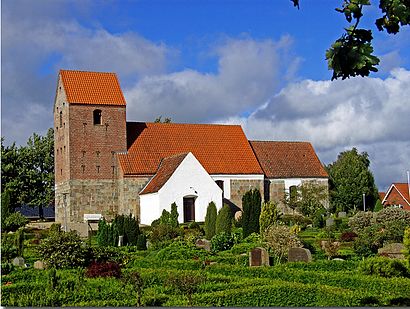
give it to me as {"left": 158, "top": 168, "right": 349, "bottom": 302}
{"left": 249, "top": 247, "right": 270, "bottom": 267}
{"left": 326, "top": 218, "right": 334, "bottom": 227}
{"left": 118, "top": 235, "right": 124, "bottom": 247}
{"left": 195, "top": 239, "right": 211, "bottom": 252}
{"left": 12, "top": 257, "right": 25, "bottom": 267}
{"left": 338, "top": 211, "right": 347, "bottom": 218}
{"left": 288, "top": 248, "right": 312, "bottom": 262}
{"left": 378, "top": 243, "right": 405, "bottom": 259}
{"left": 234, "top": 211, "right": 242, "bottom": 221}
{"left": 34, "top": 260, "right": 45, "bottom": 270}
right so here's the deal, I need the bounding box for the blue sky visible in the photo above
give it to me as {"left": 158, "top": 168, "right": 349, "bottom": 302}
{"left": 2, "top": 0, "right": 410, "bottom": 191}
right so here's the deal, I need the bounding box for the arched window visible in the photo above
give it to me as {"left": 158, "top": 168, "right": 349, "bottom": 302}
{"left": 93, "top": 109, "right": 102, "bottom": 125}
{"left": 59, "top": 111, "right": 63, "bottom": 128}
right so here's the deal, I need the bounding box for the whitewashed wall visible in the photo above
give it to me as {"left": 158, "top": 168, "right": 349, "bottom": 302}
{"left": 139, "top": 152, "right": 223, "bottom": 225}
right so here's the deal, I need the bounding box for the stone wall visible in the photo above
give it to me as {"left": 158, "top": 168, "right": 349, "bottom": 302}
{"left": 118, "top": 177, "right": 151, "bottom": 220}
{"left": 229, "top": 179, "right": 264, "bottom": 209}
{"left": 55, "top": 179, "right": 120, "bottom": 224}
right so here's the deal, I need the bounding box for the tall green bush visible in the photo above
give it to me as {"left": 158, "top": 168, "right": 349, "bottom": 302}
{"left": 374, "top": 199, "right": 383, "bottom": 212}
{"left": 204, "top": 202, "right": 217, "bottom": 239}
{"left": 403, "top": 227, "right": 410, "bottom": 264}
{"left": 259, "top": 201, "right": 281, "bottom": 234}
{"left": 170, "top": 203, "right": 179, "bottom": 228}
{"left": 97, "top": 215, "right": 140, "bottom": 247}
{"left": 242, "top": 189, "right": 261, "bottom": 238}
{"left": 216, "top": 204, "right": 232, "bottom": 234}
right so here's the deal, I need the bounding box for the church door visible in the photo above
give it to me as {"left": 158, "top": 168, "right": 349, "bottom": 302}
{"left": 183, "top": 197, "right": 195, "bottom": 222}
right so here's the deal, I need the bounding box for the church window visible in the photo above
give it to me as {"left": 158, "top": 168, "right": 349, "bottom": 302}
{"left": 289, "top": 185, "right": 298, "bottom": 200}
{"left": 216, "top": 180, "right": 224, "bottom": 194}
{"left": 93, "top": 109, "right": 102, "bottom": 125}
{"left": 96, "top": 151, "right": 100, "bottom": 158}
{"left": 81, "top": 165, "right": 85, "bottom": 173}
{"left": 59, "top": 111, "right": 63, "bottom": 128}
{"left": 96, "top": 165, "right": 100, "bottom": 173}
{"left": 82, "top": 150, "right": 86, "bottom": 157}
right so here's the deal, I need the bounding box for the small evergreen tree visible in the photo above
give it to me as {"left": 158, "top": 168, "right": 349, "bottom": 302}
{"left": 242, "top": 190, "right": 252, "bottom": 238}
{"left": 374, "top": 199, "right": 383, "bottom": 212}
{"left": 216, "top": 204, "right": 232, "bottom": 234}
{"left": 259, "top": 201, "right": 282, "bottom": 234}
{"left": 242, "top": 189, "right": 262, "bottom": 238}
{"left": 124, "top": 214, "right": 140, "bottom": 245}
{"left": 160, "top": 209, "right": 171, "bottom": 225}
{"left": 97, "top": 219, "right": 109, "bottom": 246}
{"left": 170, "top": 203, "right": 179, "bottom": 228}
{"left": 204, "top": 202, "right": 217, "bottom": 239}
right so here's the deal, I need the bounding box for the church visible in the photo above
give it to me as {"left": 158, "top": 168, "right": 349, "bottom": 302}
{"left": 54, "top": 70, "right": 328, "bottom": 226}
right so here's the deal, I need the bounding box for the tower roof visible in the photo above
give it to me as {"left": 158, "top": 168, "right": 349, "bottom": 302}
{"left": 59, "top": 70, "right": 126, "bottom": 106}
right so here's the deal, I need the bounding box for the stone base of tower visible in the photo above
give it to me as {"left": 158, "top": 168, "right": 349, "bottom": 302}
{"left": 55, "top": 179, "right": 120, "bottom": 224}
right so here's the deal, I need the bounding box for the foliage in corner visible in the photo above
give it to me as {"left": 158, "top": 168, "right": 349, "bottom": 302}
{"left": 216, "top": 204, "right": 233, "bottom": 234}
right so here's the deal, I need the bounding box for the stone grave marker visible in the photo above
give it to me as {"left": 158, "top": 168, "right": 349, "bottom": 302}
{"left": 249, "top": 247, "right": 269, "bottom": 267}
{"left": 195, "top": 239, "right": 211, "bottom": 252}
{"left": 12, "top": 257, "right": 25, "bottom": 267}
{"left": 326, "top": 218, "right": 334, "bottom": 227}
{"left": 118, "top": 235, "right": 124, "bottom": 247}
{"left": 34, "top": 260, "right": 45, "bottom": 270}
{"left": 338, "top": 212, "right": 347, "bottom": 218}
{"left": 378, "top": 243, "right": 405, "bottom": 259}
{"left": 288, "top": 248, "right": 312, "bottom": 263}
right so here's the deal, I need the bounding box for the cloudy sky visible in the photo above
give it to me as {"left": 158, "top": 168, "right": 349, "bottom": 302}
{"left": 2, "top": 0, "right": 409, "bottom": 191}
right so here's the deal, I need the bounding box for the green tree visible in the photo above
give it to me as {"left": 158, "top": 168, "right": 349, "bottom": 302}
{"left": 374, "top": 199, "right": 384, "bottom": 212}
{"left": 215, "top": 204, "right": 233, "bottom": 234}
{"left": 326, "top": 148, "right": 378, "bottom": 213}
{"left": 204, "top": 201, "right": 217, "bottom": 239}
{"left": 242, "top": 189, "right": 262, "bottom": 238}
{"left": 259, "top": 201, "right": 282, "bottom": 234}
{"left": 290, "top": 182, "right": 329, "bottom": 217}
{"left": 1, "top": 189, "right": 12, "bottom": 227}
{"left": 292, "top": 0, "right": 410, "bottom": 80}
{"left": 170, "top": 203, "right": 179, "bottom": 228}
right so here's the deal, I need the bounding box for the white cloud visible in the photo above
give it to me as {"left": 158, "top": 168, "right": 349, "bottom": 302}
{"left": 125, "top": 37, "right": 299, "bottom": 123}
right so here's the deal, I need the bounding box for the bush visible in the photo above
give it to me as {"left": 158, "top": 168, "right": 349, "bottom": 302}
{"left": 1, "top": 233, "right": 18, "bottom": 262}
{"left": 137, "top": 234, "right": 147, "bottom": 250}
{"left": 1, "top": 262, "right": 15, "bottom": 275}
{"left": 204, "top": 202, "right": 217, "bottom": 240}
{"left": 166, "top": 271, "right": 204, "bottom": 306}
{"left": 211, "top": 232, "right": 236, "bottom": 252}
{"left": 216, "top": 204, "right": 233, "bottom": 234}
{"left": 38, "top": 229, "right": 91, "bottom": 268}
{"left": 340, "top": 231, "right": 358, "bottom": 242}
{"left": 259, "top": 201, "right": 282, "bottom": 234}
{"left": 404, "top": 227, "right": 410, "bottom": 264}
{"left": 348, "top": 211, "right": 374, "bottom": 233}
{"left": 374, "top": 207, "right": 410, "bottom": 225}
{"left": 242, "top": 189, "right": 261, "bottom": 238}
{"left": 281, "top": 214, "right": 312, "bottom": 228}
{"left": 155, "top": 241, "right": 205, "bottom": 261}
{"left": 170, "top": 203, "right": 179, "bottom": 228}
{"left": 91, "top": 246, "right": 123, "bottom": 263}
{"left": 149, "top": 224, "right": 183, "bottom": 248}
{"left": 3, "top": 212, "right": 29, "bottom": 232}
{"left": 358, "top": 257, "right": 409, "bottom": 278}
{"left": 263, "top": 225, "right": 302, "bottom": 262}
{"left": 85, "top": 261, "right": 122, "bottom": 278}
{"left": 374, "top": 199, "right": 383, "bottom": 212}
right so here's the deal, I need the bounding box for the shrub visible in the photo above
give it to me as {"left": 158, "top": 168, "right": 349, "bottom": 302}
{"left": 149, "top": 224, "right": 183, "bottom": 248}
{"left": 374, "top": 199, "right": 383, "bottom": 212}
{"left": 160, "top": 209, "right": 171, "bottom": 225}
{"left": 85, "top": 261, "right": 122, "bottom": 278}
{"left": 242, "top": 189, "right": 261, "bottom": 238}
{"left": 259, "top": 201, "right": 282, "bottom": 234}
{"left": 358, "top": 257, "right": 409, "bottom": 278}
{"left": 281, "top": 214, "right": 312, "bottom": 228}
{"left": 211, "top": 232, "right": 236, "bottom": 252}
{"left": 374, "top": 207, "right": 410, "bottom": 225}
{"left": 155, "top": 241, "right": 204, "bottom": 261}
{"left": 215, "top": 204, "right": 233, "bottom": 234}
{"left": 1, "top": 233, "right": 18, "bottom": 262}
{"left": 166, "top": 271, "right": 204, "bottom": 306}
{"left": 15, "top": 228, "right": 24, "bottom": 257}
{"left": 1, "top": 189, "right": 12, "bottom": 228}
{"left": 188, "top": 221, "right": 200, "bottom": 230}
{"left": 91, "top": 246, "right": 123, "bottom": 263}
{"left": 122, "top": 271, "right": 144, "bottom": 306}
{"left": 137, "top": 234, "right": 147, "bottom": 250}
{"left": 404, "top": 227, "right": 410, "bottom": 264}
{"left": 348, "top": 211, "right": 374, "bottom": 233}
{"left": 38, "top": 229, "right": 91, "bottom": 268}
{"left": 3, "top": 212, "right": 29, "bottom": 232}
{"left": 170, "top": 203, "right": 179, "bottom": 228}
{"left": 204, "top": 202, "right": 217, "bottom": 240}
{"left": 97, "top": 215, "right": 140, "bottom": 246}
{"left": 263, "top": 225, "right": 302, "bottom": 262}
{"left": 1, "top": 262, "right": 15, "bottom": 275}
{"left": 340, "top": 231, "right": 358, "bottom": 242}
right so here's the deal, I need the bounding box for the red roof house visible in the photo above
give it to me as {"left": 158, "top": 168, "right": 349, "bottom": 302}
{"left": 382, "top": 183, "right": 410, "bottom": 210}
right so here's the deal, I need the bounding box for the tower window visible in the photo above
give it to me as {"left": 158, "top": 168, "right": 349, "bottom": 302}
{"left": 59, "top": 111, "right": 63, "bottom": 128}
{"left": 93, "top": 109, "right": 102, "bottom": 125}
{"left": 96, "top": 165, "right": 100, "bottom": 173}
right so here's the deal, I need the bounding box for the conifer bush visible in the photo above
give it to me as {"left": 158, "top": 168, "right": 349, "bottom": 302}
{"left": 215, "top": 204, "right": 232, "bottom": 234}
{"left": 259, "top": 201, "right": 281, "bottom": 234}
{"left": 242, "top": 189, "right": 261, "bottom": 238}
{"left": 204, "top": 202, "right": 217, "bottom": 239}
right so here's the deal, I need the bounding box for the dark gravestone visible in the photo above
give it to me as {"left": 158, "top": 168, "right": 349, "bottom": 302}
{"left": 288, "top": 247, "right": 312, "bottom": 262}
{"left": 249, "top": 247, "right": 269, "bottom": 267}
{"left": 195, "top": 239, "right": 211, "bottom": 252}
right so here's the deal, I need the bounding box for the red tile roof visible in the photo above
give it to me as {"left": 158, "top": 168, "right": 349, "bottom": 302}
{"left": 140, "top": 153, "right": 188, "bottom": 195}
{"left": 379, "top": 192, "right": 386, "bottom": 201}
{"left": 249, "top": 141, "right": 328, "bottom": 178}
{"left": 60, "top": 70, "right": 126, "bottom": 106}
{"left": 118, "top": 122, "right": 263, "bottom": 175}
{"left": 393, "top": 183, "right": 410, "bottom": 201}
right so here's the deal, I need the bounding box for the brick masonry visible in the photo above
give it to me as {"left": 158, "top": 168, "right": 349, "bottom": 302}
{"left": 118, "top": 177, "right": 151, "bottom": 219}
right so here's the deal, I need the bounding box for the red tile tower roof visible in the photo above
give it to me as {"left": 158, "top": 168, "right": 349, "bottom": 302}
{"left": 140, "top": 153, "right": 189, "bottom": 195}
{"left": 59, "top": 70, "right": 126, "bottom": 106}
{"left": 393, "top": 183, "right": 410, "bottom": 202}
{"left": 249, "top": 141, "right": 328, "bottom": 178}
{"left": 118, "top": 122, "right": 263, "bottom": 175}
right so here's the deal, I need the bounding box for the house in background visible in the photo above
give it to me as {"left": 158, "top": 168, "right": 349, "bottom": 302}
{"left": 53, "top": 69, "right": 328, "bottom": 227}
{"left": 381, "top": 183, "right": 410, "bottom": 210}
{"left": 250, "top": 141, "right": 329, "bottom": 213}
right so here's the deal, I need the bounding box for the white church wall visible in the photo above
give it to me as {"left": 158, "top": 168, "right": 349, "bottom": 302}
{"left": 139, "top": 193, "right": 160, "bottom": 225}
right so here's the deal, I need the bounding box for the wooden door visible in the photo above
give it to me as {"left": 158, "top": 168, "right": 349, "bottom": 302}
{"left": 183, "top": 197, "right": 195, "bottom": 222}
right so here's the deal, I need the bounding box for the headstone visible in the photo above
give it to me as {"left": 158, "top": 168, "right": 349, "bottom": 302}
{"left": 326, "top": 218, "right": 334, "bottom": 227}
{"left": 195, "top": 239, "right": 211, "bottom": 252}
{"left": 332, "top": 258, "right": 344, "bottom": 261}
{"left": 34, "top": 260, "right": 45, "bottom": 270}
{"left": 234, "top": 211, "right": 242, "bottom": 221}
{"left": 288, "top": 247, "right": 312, "bottom": 262}
{"left": 118, "top": 235, "right": 124, "bottom": 247}
{"left": 338, "top": 212, "right": 347, "bottom": 218}
{"left": 12, "top": 257, "right": 25, "bottom": 267}
{"left": 249, "top": 247, "right": 270, "bottom": 267}
{"left": 378, "top": 243, "right": 405, "bottom": 259}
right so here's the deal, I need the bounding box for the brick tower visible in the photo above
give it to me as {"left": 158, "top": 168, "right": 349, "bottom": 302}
{"left": 54, "top": 70, "right": 127, "bottom": 225}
